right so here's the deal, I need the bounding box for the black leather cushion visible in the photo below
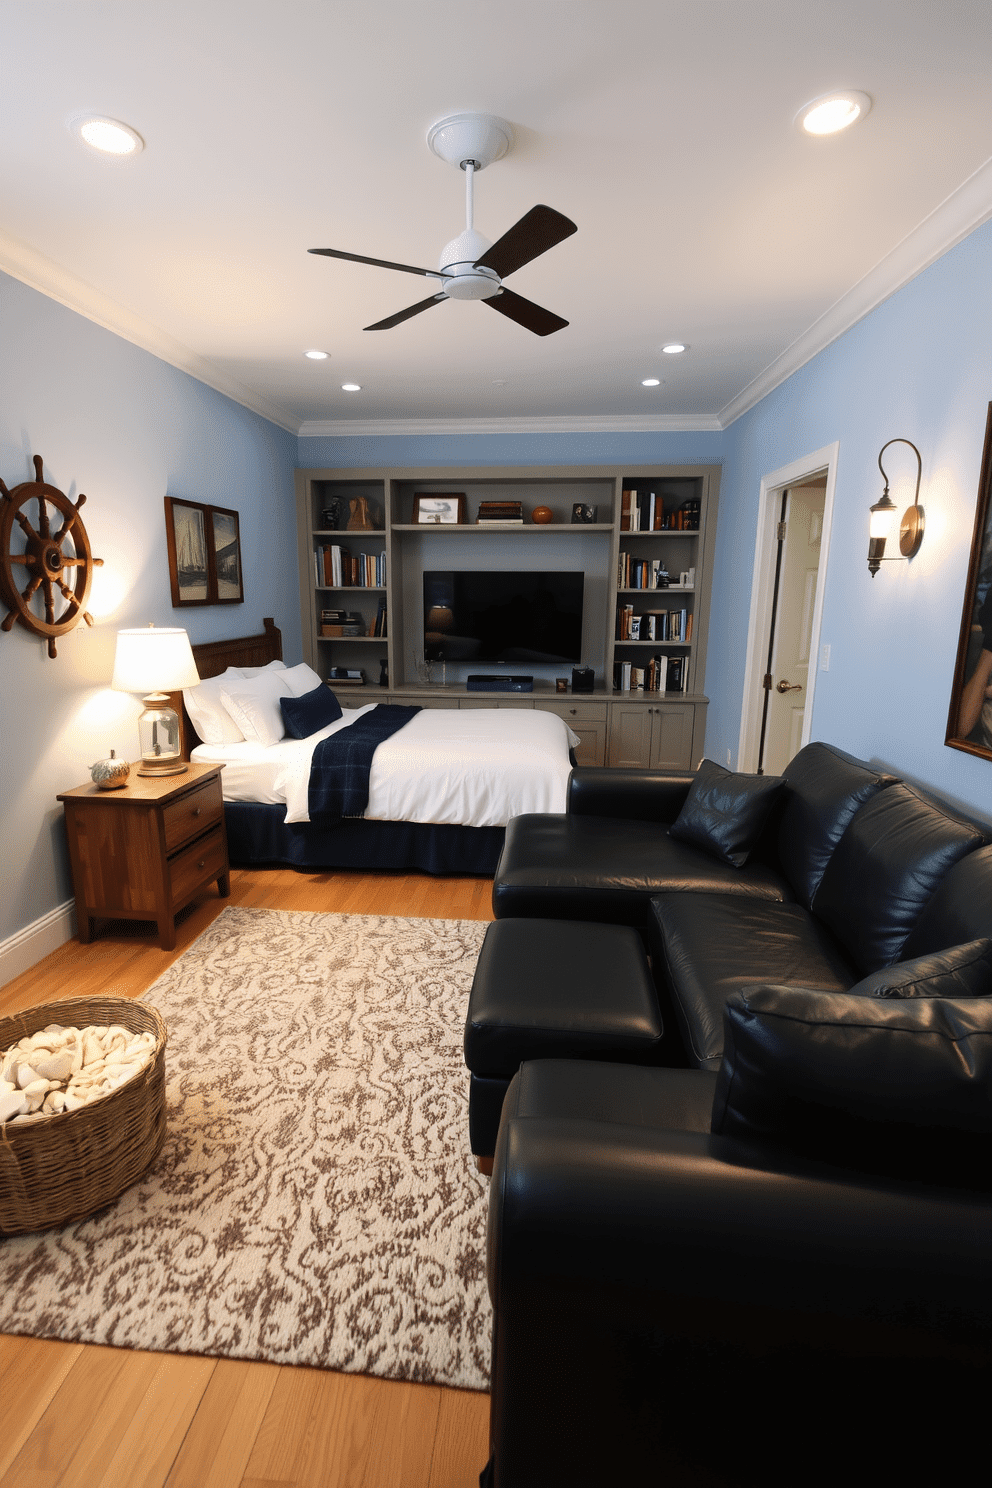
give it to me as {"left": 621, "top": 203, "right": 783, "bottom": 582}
{"left": 279, "top": 683, "right": 342, "bottom": 738}
{"left": 647, "top": 893, "right": 858, "bottom": 1070}
{"left": 465, "top": 918, "right": 664, "bottom": 1074}
{"left": 851, "top": 939, "right": 992, "bottom": 999}
{"left": 901, "top": 844, "right": 992, "bottom": 959}
{"left": 507, "top": 1059, "right": 718, "bottom": 1135}
{"left": 492, "top": 813, "right": 791, "bottom": 926}
{"left": 711, "top": 984, "right": 992, "bottom": 1186}
{"left": 775, "top": 742, "right": 897, "bottom": 910}
{"left": 812, "top": 783, "right": 987, "bottom": 976}
{"left": 669, "top": 758, "right": 786, "bottom": 867}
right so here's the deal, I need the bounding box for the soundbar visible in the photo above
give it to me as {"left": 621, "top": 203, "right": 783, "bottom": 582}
{"left": 466, "top": 674, "right": 534, "bottom": 693}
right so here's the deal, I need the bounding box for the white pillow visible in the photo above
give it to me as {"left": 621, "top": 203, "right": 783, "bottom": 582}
{"left": 220, "top": 671, "right": 294, "bottom": 748}
{"left": 240, "top": 659, "right": 287, "bottom": 679}
{"left": 281, "top": 662, "right": 324, "bottom": 697}
{"left": 183, "top": 668, "right": 247, "bottom": 745}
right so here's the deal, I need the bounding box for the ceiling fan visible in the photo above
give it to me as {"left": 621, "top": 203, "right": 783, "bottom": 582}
{"left": 308, "top": 112, "right": 577, "bottom": 336}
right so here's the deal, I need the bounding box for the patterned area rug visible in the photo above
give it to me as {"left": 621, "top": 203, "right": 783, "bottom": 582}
{"left": 0, "top": 908, "right": 492, "bottom": 1391}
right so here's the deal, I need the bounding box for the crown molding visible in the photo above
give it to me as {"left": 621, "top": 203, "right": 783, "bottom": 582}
{"left": 297, "top": 413, "right": 724, "bottom": 438}
{"left": 0, "top": 232, "right": 300, "bottom": 434}
{"left": 719, "top": 152, "right": 992, "bottom": 428}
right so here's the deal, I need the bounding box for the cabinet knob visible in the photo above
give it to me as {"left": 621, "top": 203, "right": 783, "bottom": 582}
{"left": 197, "top": 859, "right": 205, "bottom": 869}
{"left": 192, "top": 806, "right": 202, "bottom": 816}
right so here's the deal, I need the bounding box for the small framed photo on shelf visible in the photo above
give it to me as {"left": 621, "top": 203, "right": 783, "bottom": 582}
{"left": 412, "top": 493, "right": 466, "bottom": 524}
{"left": 571, "top": 502, "right": 597, "bottom": 523}
{"left": 208, "top": 505, "right": 244, "bottom": 604}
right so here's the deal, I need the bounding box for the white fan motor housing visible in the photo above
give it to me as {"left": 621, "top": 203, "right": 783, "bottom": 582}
{"left": 438, "top": 228, "right": 500, "bottom": 300}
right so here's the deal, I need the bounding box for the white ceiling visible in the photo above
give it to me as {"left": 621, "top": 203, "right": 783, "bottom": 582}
{"left": 4, "top": 0, "right": 992, "bottom": 434}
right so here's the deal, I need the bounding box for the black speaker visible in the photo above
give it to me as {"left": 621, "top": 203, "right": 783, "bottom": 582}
{"left": 571, "top": 666, "right": 595, "bottom": 693}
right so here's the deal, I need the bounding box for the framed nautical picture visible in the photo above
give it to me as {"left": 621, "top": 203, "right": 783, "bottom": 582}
{"left": 412, "top": 493, "right": 466, "bottom": 524}
{"left": 208, "top": 504, "right": 244, "bottom": 604}
{"left": 946, "top": 403, "right": 992, "bottom": 760}
{"left": 164, "top": 497, "right": 210, "bottom": 606}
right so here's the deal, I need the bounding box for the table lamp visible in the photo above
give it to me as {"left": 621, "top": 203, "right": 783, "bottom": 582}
{"left": 111, "top": 624, "right": 200, "bottom": 775}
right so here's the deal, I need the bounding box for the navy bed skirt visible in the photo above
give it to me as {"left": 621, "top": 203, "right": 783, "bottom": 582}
{"left": 224, "top": 802, "right": 504, "bottom": 876}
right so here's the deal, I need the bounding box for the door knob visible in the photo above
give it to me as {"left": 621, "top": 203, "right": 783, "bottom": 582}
{"left": 776, "top": 679, "right": 802, "bottom": 693}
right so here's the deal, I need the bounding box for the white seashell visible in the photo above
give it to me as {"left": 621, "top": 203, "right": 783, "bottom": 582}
{"left": 0, "top": 1078, "right": 15, "bottom": 1098}
{"left": 16, "top": 1064, "right": 39, "bottom": 1090}
{"left": 24, "top": 1078, "right": 53, "bottom": 1099}
{"left": 26, "top": 1090, "right": 46, "bottom": 1112}
{"left": 63, "top": 1093, "right": 84, "bottom": 1112}
{"left": 82, "top": 1032, "right": 104, "bottom": 1065}
{"left": 0, "top": 1090, "right": 28, "bottom": 1122}
{"left": 32, "top": 1051, "right": 73, "bottom": 1082}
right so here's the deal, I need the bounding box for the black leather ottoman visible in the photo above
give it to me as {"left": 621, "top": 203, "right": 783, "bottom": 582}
{"left": 464, "top": 918, "right": 665, "bottom": 1158}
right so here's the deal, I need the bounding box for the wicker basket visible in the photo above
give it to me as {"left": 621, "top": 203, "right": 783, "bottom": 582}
{"left": 0, "top": 996, "right": 167, "bottom": 1236}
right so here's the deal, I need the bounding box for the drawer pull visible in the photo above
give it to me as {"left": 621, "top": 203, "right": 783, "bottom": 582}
{"left": 197, "top": 859, "right": 206, "bottom": 869}
{"left": 192, "top": 807, "right": 202, "bottom": 816}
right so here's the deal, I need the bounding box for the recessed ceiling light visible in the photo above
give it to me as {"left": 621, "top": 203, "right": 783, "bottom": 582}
{"left": 662, "top": 343, "right": 687, "bottom": 355}
{"left": 341, "top": 383, "right": 361, "bottom": 392}
{"left": 796, "top": 91, "right": 872, "bottom": 136}
{"left": 66, "top": 112, "right": 144, "bottom": 157}
{"left": 304, "top": 349, "right": 329, "bottom": 360}
{"left": 641, "top": 378, "right": 661, "bottom": 387}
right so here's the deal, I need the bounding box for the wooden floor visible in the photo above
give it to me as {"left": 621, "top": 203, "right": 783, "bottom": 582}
{"left": 0, "top": 868, "right": 495, "bottom": 1488}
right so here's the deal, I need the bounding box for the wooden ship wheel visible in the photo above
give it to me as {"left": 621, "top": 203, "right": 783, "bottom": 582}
{"left": 0, "top": 455, "right": 103, "bottom": 658}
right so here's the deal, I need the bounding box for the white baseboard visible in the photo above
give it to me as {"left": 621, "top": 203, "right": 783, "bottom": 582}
{"left": 0, "top": 901, "right": 77, "bottom": 990}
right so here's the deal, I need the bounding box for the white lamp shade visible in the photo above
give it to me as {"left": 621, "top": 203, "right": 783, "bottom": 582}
{"left": 111, "top": 626, "right": 200, "bottom": 693}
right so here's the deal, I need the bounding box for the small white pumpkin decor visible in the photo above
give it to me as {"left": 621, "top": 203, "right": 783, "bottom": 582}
{"left": 90, "top": 749, "right": 130, "bottom": 789}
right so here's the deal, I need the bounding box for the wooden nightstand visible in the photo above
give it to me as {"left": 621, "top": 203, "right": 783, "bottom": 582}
{"left": 58, "top": 763, "right": 231, "bottom": 950}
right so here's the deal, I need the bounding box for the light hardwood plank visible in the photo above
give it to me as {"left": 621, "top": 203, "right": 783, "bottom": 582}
{"left": 0, "top": 1337, "right": 85, "bottom": 1481}
{"left": 164, "top": 1358, "right": 280, "bottom": 1488}
{"left": 62, "top": 1352, "right": 216, "bottom": 1488}
{"left": 428, "top": 1388, "right": 491, "bottom": 1488}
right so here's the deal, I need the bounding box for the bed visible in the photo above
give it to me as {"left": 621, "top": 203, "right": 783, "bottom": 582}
{"left": 175, "top": 619, "right": 578, "bottom": 875}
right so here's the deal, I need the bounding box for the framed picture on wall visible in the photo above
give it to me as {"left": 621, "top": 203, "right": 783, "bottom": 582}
{"left": 208, "top": 504, "right": 244, "bottom": 604}
{"left": 164, "top": 497, "right": 210, "bottom": 605}
{"left": 946, "top": 402, "right": 992, "bottom": 760}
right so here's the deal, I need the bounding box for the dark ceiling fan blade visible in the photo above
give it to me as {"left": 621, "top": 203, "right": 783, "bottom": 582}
{"left": 364, "top": 293, "right": 447, "bottom": 331}
{"left": 308, "top": 247, "right": 449, "bottom": 280}
{"left": 484, "top": 287, "right": 568, "bottom": 337}
{"left": 474, "top": 205, "right": 577, "bottom": 279}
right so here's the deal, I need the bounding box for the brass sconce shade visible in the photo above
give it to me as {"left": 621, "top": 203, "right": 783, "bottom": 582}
{"left": 868, "top": 438, "right": 925, "bottom": 576}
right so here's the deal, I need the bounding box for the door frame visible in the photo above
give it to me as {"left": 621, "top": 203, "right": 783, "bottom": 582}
{"left": 736, "top": 443, "right": 838, "bottom": 771}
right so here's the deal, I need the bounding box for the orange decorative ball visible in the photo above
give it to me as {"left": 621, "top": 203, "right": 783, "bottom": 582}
{"left": 531, "top": 506, "right": 554, "bottom": 524}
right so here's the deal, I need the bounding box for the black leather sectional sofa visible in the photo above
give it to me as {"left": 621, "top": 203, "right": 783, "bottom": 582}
{"left": 479, "top": 742, "right": 992, "bottom": 1488}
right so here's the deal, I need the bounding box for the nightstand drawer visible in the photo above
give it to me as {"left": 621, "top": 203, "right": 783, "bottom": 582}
{"left": 168, "top": 825, "right": 227, "bottom": 905}
{"left": 536, "top": 700, "right": 609, "bottom": 723}
{"left": 163, "top": 776, "right": 224, "bottom": 852}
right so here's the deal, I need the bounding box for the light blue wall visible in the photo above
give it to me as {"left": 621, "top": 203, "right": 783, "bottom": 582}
{"left": 0, "top": 271, "right": 299, "bottom": 948}
{"left": 707, "top": 218, "right": 992, "bottom": 823}
{"left": 297, "top": 430, "right": 724, "bottom": 469}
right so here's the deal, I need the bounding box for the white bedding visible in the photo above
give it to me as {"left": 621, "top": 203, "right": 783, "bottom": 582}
{"left": 191, "top": 704, "right": 579, "bottom": 829}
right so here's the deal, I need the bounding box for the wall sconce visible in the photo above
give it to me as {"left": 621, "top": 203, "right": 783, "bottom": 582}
{"left": 111, "top": 624, "right": 200, "bottom": 775}
{"left": 868, "top": 438, "right": 925, "bottom": 576}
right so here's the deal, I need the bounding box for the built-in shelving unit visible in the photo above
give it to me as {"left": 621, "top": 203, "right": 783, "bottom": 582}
{"left": 294, "top": 464, "right": 720, "bottom": 768}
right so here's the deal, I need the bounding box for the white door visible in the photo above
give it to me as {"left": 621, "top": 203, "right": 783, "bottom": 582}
{"left": 761, "top": 480, "right": 826, "bottom": 775}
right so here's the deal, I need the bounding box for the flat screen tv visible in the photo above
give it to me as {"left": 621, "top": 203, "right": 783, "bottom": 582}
{"left": 423, "top": 570, "right": 584, "bottom": 665}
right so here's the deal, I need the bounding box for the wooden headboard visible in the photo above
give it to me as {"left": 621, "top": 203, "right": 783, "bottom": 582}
{"left": 170, "top": 616, "right": 283, "bottom": 758}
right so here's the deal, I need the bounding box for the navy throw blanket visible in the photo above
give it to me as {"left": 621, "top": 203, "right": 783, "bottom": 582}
{"left": 307, "top": 704, "right": 421, "bottom": 822}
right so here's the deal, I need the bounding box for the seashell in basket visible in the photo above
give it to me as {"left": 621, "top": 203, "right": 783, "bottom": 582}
{"left": 0, "top": 996, "right": 167, "bottom": 1236}
{"left": 90, "top": 750, "right": 131, "bottom": 789}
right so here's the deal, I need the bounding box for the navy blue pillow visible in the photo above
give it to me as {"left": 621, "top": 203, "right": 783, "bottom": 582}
{"left": 280, "top": 684, "right": 343, "bottom": 739}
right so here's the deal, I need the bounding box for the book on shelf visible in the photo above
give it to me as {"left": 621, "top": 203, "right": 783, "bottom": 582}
{"left": 314, "top": 545, "right": 386, "bottom": 587}
{"left": 327, "top": 668, "right": 366, "bottom": 685}
{"left": 476, "top": 518, "right": 524, "bottom": 524}
{"left": 477, "top": 500, "right": 523, "bottom": 523}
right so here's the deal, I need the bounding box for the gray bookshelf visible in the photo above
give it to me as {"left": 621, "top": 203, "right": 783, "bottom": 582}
{"left": 294, "top": 464, "right": 720, "bottom": 768}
